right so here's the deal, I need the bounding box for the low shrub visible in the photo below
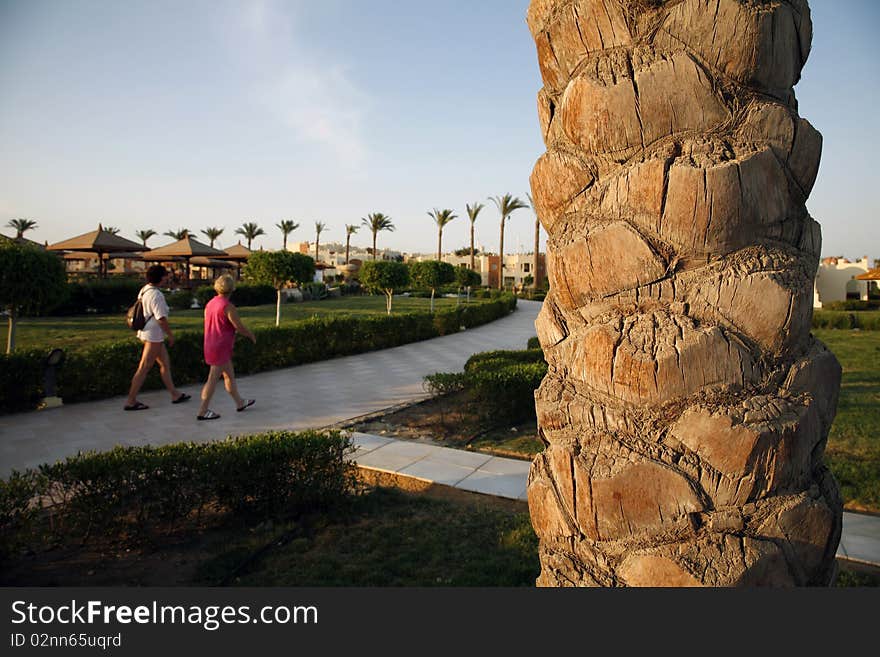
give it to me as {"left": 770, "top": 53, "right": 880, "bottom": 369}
{"left": 230, "top": 284, "right": 276, "bottom": 307}
{"left": 0, "top": 430, "right": 357, "bottom": 555}
{"left": 822, "top": 300, "right": 880, "bottom": 311}
{"left": 813, "top": 310, "right": 880, "bottom": 330}
{"left": 426, "top": 346, "right": 547, "bottom": 426}
{"left": 0, "top": 349, "right": 46, "bottom": 413}
{"left": 165, "top": 289, "right": 194, "bottom": 311}
{"left": 526, "top": 336, "right": 541, "bottom": 349}
{"left": 50, "top": 278, "right": 142, "bottom": 316}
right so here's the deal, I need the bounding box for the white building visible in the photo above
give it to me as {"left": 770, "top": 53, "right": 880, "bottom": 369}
{"left": 814, "top": 256, "right": 872, "bottom": 308}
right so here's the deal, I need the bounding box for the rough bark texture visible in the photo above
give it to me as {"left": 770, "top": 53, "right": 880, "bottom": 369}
{"left": 527, "top": 0, "right": 841, "bottom": 587}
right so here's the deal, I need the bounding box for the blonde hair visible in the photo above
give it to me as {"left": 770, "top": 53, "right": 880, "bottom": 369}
{"left": 214, "top": 274, "right": 235, "bottom": 296}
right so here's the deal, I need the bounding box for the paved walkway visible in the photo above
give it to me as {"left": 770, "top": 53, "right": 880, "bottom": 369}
{"left": 1, "top": 298, "right": 877, "bottom": 570}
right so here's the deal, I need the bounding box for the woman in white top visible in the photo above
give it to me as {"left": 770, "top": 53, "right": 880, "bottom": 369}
{"left": 124, "top": 264, "right": 190, "bottom": 410}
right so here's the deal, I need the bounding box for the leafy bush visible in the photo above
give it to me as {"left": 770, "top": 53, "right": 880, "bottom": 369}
{"left": 425, "top": 346, "right": 547, "bottom": 425}
{"left": 1, "top": 295, "right": 517, "bottom": 412}
{"left": 165, "top": 289, "right": 194, "bottom": 310}
{"left": 0, "top": 469, "right": 47, "bottom": 560}
{"left": 231, "top": 284, "right": 276, "bottom": 307}
{"left": 301, "top": 281, "right": 328, "bottom": 301}
{"left": 51, "top": 278, "right": 141, "bottom": 316}
{"left": 0, "top": 431, "right": 357, "bottom": 552}
{"left": 0, "top": 348, "right": 46, "bottom": 412}
{"left": 823, "top": 300, "right": 880, "bottom": 311}
{"left": 526, "top": 336, "right": 541, "bottom": 349}
{"left": 813, "top": 310, "right": 880, "bottom": 331}
{"left": 194, "top": 285, "right": 216, "bottom": 307}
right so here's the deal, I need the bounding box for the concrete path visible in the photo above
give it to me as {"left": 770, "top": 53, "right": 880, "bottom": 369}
{"left": 1, "top": 297, "right": 878, "bottom": 571}
{"left": 0, "top": 300, "right": 543, "bottom": 475}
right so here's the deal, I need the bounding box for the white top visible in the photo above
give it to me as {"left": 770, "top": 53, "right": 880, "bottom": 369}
{"left": 136, "top": 284, "right": 169, "bottom": 343}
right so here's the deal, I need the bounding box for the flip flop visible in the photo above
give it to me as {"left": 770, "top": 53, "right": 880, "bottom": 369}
{"left": 172, "top": 393, "right": 191, "bottom": 404}
{"left": 124, "top": 401, "right": 149, "bottom": 411}
{"left": 237, "top": 399, "right": 256, "bottom": 412}
{"left": 197, "top": 410, "right": 221, "bottom": 421}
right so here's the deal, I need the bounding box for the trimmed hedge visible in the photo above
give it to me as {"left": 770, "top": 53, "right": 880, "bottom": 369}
{"left": 426, "top": 346, "right": 547, "bottom": 425}
{"left": 194, "top": 284, "right": 276, "bottom": 308}
{"left": 0, "top": 430, "right": 356, "bottom": 558}
{"left": 822, "top": 300, "right": 880, "bottom": 311}
{"left": 50, "top": 278, "right": 142, "bottom": 316}
{"left": 813, "top": 310, "right": 880, "bottom": 331}
{"left": 1, "top": 295, "right": 517, "bottom": 413}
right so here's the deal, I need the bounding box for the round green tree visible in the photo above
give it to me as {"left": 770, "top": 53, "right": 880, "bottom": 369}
{"left": 359, "top": 260, "right": 410, "bottom": 315}
{"left": 244, "top": 251, "right": 315, "bottom": 326}
{"left": 409, "top": 260, "right": 455, "bottom": 313}
{"left": 0, "top": 241, "right": 68, "bottom": 353}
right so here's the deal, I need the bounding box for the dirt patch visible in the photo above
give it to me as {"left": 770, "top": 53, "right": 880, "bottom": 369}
{"left": 341, "top": 391, "right": 544, "bottom": 461}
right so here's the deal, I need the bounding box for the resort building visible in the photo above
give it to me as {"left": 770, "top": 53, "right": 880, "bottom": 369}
{"left": 813, "top": 256, "right": 873, "bottom": 307}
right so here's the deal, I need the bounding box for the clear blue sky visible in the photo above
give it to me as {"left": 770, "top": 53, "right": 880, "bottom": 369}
{"left": 0, "top": 0, "right": 877, "bottom": 259}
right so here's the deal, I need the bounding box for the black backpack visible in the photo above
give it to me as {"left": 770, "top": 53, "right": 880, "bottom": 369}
{"left": 126, "top": 298, "right": 147, "bottom": 331}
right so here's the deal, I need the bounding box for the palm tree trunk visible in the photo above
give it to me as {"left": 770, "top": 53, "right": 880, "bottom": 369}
{"left": 498, "top": 218, "right": 505, "bottom": 290}
{"left": 527, "top": 0, "right": 839, "bottom": 587}
{"left": 470, "top": 223, "right": 475, "bottom": 271}
{"left": 345, "top": 237, "right": 351, "bottom": 264}
{"left": 437, "top": 230, "right": 442, "bottom": 262}
{"left": 372, "top": 234, "right": 377, "bottom": 260}
{"left": 533, "top": 217, "right": 541, "bottom": 289}
{"left": 275, "top": 289, "right": 281, "bottom": 327}
{"left": 283, "top": 235, "right": 288, "bottom": 251}
{"left": 6, "top": 310, "right": 16, "bottom": 354}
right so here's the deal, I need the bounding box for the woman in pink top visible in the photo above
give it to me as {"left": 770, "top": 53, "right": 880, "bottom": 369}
{"left": 196, "top": 275, "right": 257, "bottom": 420}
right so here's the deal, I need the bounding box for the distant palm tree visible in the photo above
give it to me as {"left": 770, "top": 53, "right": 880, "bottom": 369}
{"left": 201, "top": 226, "right": 224, "bottom": 248}
{"left": 313, "top": 221, "right": 326, "bottom": 262}
{"left": 103, "top": 226, "right": 121, "bottom": 235}
{"left": 466, "top": 202, "right": 484, "bottom": 271}
{"left": 489, "top": 194, "right": 528, "bottom": 290}
{"left": 276, "top": 220, "right": 299, "bottom": 251}
{"left": 135, "top": 229, "right": 157, "bottom": 247}
{"left": 7, "top": 218, "right": 38, "bottom": 239}
{"left": 235, "top": 222, "right": 265, "bottom": 250}
{"left": 427, "top": 208, "right": 457, "bottom": 261}
{"left": 344, "top": 224, "right": 359, "bottom": 264}
{"left": 528, "top": 193, "right": 541, "bottom": 290}
{"left": 164, "top": 228, "right": 191, "bottom": 240}
{"left": 361, "top": 212, "right": 394, "bottom": 260}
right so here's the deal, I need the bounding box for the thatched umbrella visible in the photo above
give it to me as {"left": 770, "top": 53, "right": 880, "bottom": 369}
{"left": 46, "top": 224, "right": 144, "bottom": 277}
{"left": 213, "top": 241, "right": 252, "bottom": 280}
{"left": 141, "top": 235, "right": 226, "bottom": 283}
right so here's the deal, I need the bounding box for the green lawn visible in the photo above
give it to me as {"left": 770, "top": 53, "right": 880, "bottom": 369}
{"left": 7, "top": 295, "right": 475, "bottom": 353}
{"left": 814, "top": 329, "right": 880, "bottom": 513}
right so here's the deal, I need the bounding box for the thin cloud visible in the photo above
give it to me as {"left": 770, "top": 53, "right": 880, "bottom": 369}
{"left": 234, "top": 0, "right": 370, "bottom": 168}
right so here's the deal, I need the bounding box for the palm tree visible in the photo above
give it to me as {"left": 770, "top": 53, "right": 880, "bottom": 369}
{"left": 313, "top": 221, "right": 326, "bottom": 262}
{"left": 235, "top": 222, "right": 265, "bottom": 250}
{"left": 276, "top": 220, "right": 299, "bottom": 251}
{"left": 135, "top": 229, "right": 157, "bottom": 247}
{"left": 361, "top": 212, "right": 394, "bottom": 260}
{"left": 344, "top": 224, "right": 359, "bottom": 264}
{"left": 7, "top": 218, "right": 38, "bottom": 239}
{"left": 528, "top": 193, "right": 541, "bottom": 290}
{"left": 103, "top": 226, "right": 121, "bottom": 235}
{"left": 489, "top": 194, "right": 528, "bottom": 290}
{"left": 163, "top": 228, "right": 191, "bottom": 240}
{"left": 201, "top": 226, "right": 224, "bottom": 248}
{"left": 466, "top": 202, "right": 484, "bottom": 271}
{"left": 427, "top": 209, "right": 457, "bottom": 261}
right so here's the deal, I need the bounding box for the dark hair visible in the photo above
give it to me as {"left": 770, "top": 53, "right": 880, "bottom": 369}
{"left": 146, "top": 264, "right": 167, "bottom": 285}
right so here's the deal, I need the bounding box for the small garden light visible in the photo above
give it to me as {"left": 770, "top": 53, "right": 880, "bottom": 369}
{"left": 41, "top": 347, "right": 65, "bottom": 409}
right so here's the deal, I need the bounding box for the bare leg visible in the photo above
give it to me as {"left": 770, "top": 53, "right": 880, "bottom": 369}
{"left": 220, "top": 361, "right": 245, "bottom": 408}
{"left": 154, "top": 343, "right": 181, "bottom": 400}
{"left": 126, "top": 342, "right": 161, "bottom": 405}
{"left": 198, "top": 365, "right": 224, "bottom": 417}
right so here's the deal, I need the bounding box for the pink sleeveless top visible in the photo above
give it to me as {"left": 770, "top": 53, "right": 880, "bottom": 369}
{"left": 204, "top": 295, "right": 236, "bottom": 365}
